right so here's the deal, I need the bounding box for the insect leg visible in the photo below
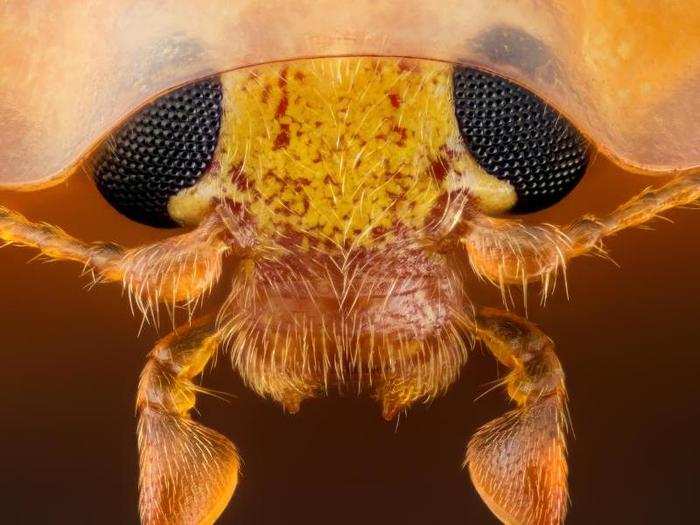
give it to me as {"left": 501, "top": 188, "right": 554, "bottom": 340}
{"left": 462, "top": 174, "right": 700, "bottom": 287}
{"left": 0, "top": 206, "right": 230, "bottom": 310}
{"left": 137, "top": 316, "right": 239, "bottom": 525}
{"left": 465, "top": 307, "right": 568, "bottom": 525}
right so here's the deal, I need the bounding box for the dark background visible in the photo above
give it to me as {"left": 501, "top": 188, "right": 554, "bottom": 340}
{"left": 1, "top": 156, "right": 698, "bottom": 524}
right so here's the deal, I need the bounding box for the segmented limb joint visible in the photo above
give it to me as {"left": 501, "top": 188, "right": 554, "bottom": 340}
{"left": 466, "top": 307, "right": 568, "bottom": 525}
{"left": 137, "top": 316, "right": 239, "bottom": 525}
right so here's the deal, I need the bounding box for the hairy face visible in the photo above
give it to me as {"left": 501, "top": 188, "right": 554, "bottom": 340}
{"left": 86, "top": 57, "right": 596, "bottom": 394}
{"left": 191, "top": 58, "right": 513, "bottom": 391}
{"left": 83, "top": 56, "right": 599, "bottom": 392}
{"left": 167, "top": 58, "right": 516, "bottom": 243}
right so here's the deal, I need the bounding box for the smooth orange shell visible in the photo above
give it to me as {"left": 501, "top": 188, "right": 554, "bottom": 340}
{"left": 1, "top": 0, "right": 698, "bottom": 190}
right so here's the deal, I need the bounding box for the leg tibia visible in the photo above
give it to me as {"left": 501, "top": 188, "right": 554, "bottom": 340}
{"left": 137, "top": 318, "right": 239, "bottom": 525}
{"left": 466, "top": 308, "right": 568, "bottom": 525}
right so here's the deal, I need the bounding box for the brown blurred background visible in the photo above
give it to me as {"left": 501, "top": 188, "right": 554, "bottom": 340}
{"left": 0, "top": 156, "right": 698, "bottom": 524}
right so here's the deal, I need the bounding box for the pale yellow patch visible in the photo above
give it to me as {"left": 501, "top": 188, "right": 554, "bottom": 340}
{"left": 444, "top": 133, "right": 516, "bottom": 215}
{"left": 168, "top": 176, "right": 219, "bottom": 225}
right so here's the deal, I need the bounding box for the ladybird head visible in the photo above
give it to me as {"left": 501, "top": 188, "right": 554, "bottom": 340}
{"left": 95, "top": 57, "right": 589, "bottom": 247}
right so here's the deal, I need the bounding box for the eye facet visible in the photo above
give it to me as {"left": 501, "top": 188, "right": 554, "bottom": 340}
{"left": 94, "top": 78, "right": 222, "bottom": 227}
{"left": 453, "top": 67, "right": 589, "bottom": 213}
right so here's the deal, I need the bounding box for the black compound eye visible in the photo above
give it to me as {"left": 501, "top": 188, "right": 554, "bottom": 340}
{"left": 453, "top": 67, "right": 589, "bottom": 213}
{"left": 94, "top": 78, "right": 223, "bottom": 227}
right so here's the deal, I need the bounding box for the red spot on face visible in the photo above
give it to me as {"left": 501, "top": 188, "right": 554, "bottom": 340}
{"left": 223, "top": 199, "right": 245, "bottom": 216}
{"left": 233, "top": 175, "right": 251, "bottom": 192}
{"left": 426, "top": 192, "right": 451, "bottom": 227}
{"left": 278, "top": 67, "right": 289, "bottom": 87}
{"left": 229, "top": 164, "right": 250, "bottom": 191}
{"left": 371, "top": 226, "right": 388, "bottom": 238}
{"left": 273, "top": 124, "right": 291, "bottom": 149}
{"left": 430, "top": 157, "right": 449, "bottom": 182}
{"left": 276, "top": 67, "right": 289, "bottom": 118}
{"left": 388, "top": 92, "right": 401, "bottom": 109}
{"left": 261, "top": 83, "right": 271, "bottom": 104}
{"left": 392, "top": 125, "right": 408, "bottom": 146}
{"left": 396, "top": 59, "right": 418, "bottom": 73}
{"left": 276, "top": 95, "right": 288, "bottom": 118}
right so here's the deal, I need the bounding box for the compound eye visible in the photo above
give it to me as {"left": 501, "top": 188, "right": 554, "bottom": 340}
{"left": 453, "top": 67, "right": 590, "bottom": 213}
{"left": 94, "top": 78, "right": 222, "bottom": 227}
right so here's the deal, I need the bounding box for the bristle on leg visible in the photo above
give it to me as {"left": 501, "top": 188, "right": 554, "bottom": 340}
{"left": 465, "top": 307, "right": 569, "bottom": 525}
{"left": 137, "top": 317, "right": 240, "bottom": 525}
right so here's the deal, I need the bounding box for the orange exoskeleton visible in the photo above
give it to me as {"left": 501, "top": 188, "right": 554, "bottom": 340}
{"left": 1, "top": 2, "right": 698, "bottom": 524}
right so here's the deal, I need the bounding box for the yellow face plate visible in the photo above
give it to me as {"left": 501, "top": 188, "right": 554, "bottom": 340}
{"left": 169, "top": 57, "right": 515, "bottom": 247}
